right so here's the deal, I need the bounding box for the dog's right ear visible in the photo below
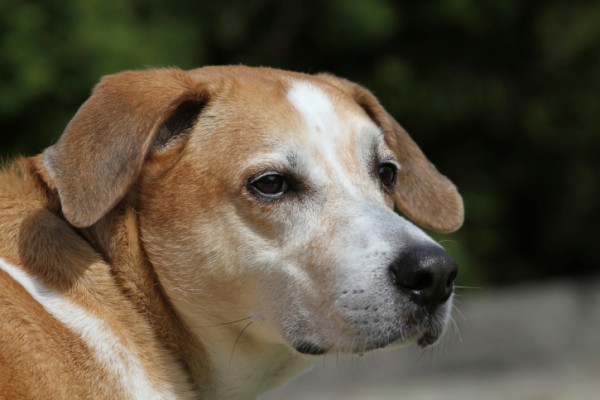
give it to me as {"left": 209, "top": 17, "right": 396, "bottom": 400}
{"left": 43, "top": 68, "right": 212, "bottom": 228}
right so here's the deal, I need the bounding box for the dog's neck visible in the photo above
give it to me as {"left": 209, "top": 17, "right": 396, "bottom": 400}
{"left": 81, "top": 205, "right": 217, "bottom": 396}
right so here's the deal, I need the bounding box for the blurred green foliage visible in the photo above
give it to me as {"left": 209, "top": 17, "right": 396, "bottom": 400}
{"left": 1, "top": 0, "right": 598, "bottom": 286}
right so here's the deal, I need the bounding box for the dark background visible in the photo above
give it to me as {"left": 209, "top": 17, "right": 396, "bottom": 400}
{"left": 1, "top": 0, "right": 598, "bottom": 287}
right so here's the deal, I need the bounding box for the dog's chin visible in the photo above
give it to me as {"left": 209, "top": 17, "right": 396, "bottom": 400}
{"left": 293, "top": 331, "right": 437, "bottom": 357}
{"left": 416, "top": 329, "right": 443, "bottom": 348}
{"left": 292, "top": 315, "right": 447, "bottom": 356}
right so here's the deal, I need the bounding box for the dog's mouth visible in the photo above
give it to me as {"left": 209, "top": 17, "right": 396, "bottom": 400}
{"left": 416, "top": 328, "right": 443, "bottom": 348}
{"left": 293, "top": 327, "right": 440, "bottom": 356}
{"left": 291, "top": 308, "right": 448, "bottom": 356}
{"left": 294, "top": 341, "right": 329, "bottom": 355}
{"left": 292, "top": 329, "right": 442, "bottom": 357}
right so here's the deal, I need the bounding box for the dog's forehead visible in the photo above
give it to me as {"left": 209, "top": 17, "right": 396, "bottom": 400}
{"left": 196, "top": 66, "right": 380, "bottom": 137}
{"left": 286, "top": 80, "right": 347, "bottom": 133}
{"left": 246, "top": 75, "right": 382, "bottom": 155}
{"left": 189, "top": 69, "right": 386, "bottom": 192}
{"left": 284, "top": 79, "right": 378, "bottom": 140}
{"left": 282, "top": 79, "right": 384, "bottom": 183}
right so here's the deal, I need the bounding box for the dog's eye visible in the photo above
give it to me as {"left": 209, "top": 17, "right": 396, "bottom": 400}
{"left": 250, "top": 174, "right": 289, "bottom": 197}
{"left": 378, "top": 162, "right": 398, "bottom": 190}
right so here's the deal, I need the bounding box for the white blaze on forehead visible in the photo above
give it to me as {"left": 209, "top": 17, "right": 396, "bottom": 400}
{"left": 286, "top": 81, "right": 341, "bottom": 159}
{"left": 286, "top": 80, "right": 361, "bottom": 195}
{"left": 286, "top": 81, "right": 337, "bottom": 127}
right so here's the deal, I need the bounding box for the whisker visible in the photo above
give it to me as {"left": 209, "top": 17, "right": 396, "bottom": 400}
{"left": 414, "top": 346, "right": 428, "bottom": 364}
{"left": 229, "top": 320, "right": 253, "bottom": 369}
{"left": 198, "top": 316, "right": 252, "bottom": 328}
{"left": 449, "top": 316, "right": 462, "bottom": 344}
{"left": 454, "top": 285, "right": 482, "bottom": 290}
{"left": 428, "top": 345, "right": 435, "bottom": 363}
{"left": 437, "top": 239, "right": 458, "bottom": 246}
{"left": 452, "top": 303, "right": 468, "bottom": 325}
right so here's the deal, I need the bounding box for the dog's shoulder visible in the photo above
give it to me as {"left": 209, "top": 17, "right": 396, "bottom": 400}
{"left": 0, "top": 157, "right": 51, "bottom": 261}
{"left": 0, "top": 157, "right": 115, "bottom": 398}
{"left": 0, "top": 156, "right": 46, "bottom": 210}
{"left": 0, "top": 156, "right": 57, "bottom": 219}
{"left": 0, "top": 156, "right": 91, "bottom": 271}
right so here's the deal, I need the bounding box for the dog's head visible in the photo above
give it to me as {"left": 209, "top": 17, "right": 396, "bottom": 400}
{"left": 43, "top": 66, "right": 463, "bottom": 369}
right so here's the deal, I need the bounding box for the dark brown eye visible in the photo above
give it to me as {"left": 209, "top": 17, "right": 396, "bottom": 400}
{"left": 250, "top": 174, "right": 289, "bottom": 197}
{"left": 378, "top": 163, "right": 397, "bottom": 189}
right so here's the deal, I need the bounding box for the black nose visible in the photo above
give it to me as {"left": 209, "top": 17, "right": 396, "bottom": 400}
{"left": 389, "top": 245, "right": 458, "bottom": 310}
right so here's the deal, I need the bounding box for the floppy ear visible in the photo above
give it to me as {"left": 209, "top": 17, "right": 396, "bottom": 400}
{"left": 317, "top": 74, "right": 464, "bottom": 233}
{"left": 43, "top": 68, "right": 210, "bottom": 228}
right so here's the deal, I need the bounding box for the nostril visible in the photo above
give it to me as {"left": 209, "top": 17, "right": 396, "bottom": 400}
{"left": 396, "top": 271, "right": 433, "bottom": 292}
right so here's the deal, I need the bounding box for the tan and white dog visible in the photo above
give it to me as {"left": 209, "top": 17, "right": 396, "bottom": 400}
{"left": 0, "top": 66, "right": 463, "bottom": 399}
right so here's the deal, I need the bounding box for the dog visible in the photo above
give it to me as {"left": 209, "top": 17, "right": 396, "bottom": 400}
{"left": 0, "top": 66, "right": 463, "bottom": 399}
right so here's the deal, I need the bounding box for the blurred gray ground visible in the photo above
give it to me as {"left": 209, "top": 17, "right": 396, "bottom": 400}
{"left": 262, "top": 279, "right": 600, "bottom": 400}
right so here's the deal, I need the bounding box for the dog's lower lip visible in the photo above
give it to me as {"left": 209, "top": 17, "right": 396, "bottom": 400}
{"left": 417, "top": 331, "right": 439, "bottom": 348}
{"left": 294, "top": 342, "right": 328, "bottom": 355}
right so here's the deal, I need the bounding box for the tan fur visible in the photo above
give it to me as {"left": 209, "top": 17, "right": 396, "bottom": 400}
{"left": 0, "top": 66, "right": 463, "bottom": 399}
{"left": 0, "top": 158, "right": 203, "bottom": 398}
